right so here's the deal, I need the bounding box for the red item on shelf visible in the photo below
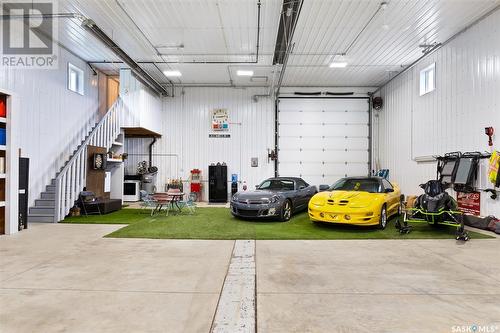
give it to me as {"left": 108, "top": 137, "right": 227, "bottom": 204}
{"left": 190, "top": 183, "right": 202, "bottom": 193}
{"left": 0, "top": 96, "right": 6, "bottom": 118}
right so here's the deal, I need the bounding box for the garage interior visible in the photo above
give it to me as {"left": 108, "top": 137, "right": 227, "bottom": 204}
{"left": 1, "top": 0, "right": 500, "bottom": 332}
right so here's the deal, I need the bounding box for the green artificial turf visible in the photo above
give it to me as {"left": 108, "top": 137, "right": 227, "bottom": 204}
{"left": 61, "top": 207, "right": 492, "bottom": 240}
{"left": 62, "top": 208, "right": 149, "bottom": 224}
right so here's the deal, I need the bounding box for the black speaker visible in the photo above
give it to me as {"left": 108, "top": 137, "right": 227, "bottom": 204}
{"left": 209, "top": 163, "right": 228, "bottom": 203}
{"left": 18, "top": 157, "right": 29, "bottom": 230}
{"left": 372, "top": 97, "right": 383, "bottom": 110}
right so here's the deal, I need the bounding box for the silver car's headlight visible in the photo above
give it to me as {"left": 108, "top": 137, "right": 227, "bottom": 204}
{"left": 269, "top": 195, "right": 280, "bottom": 203}
{"left": 232, "top": 194, "right": 238, "bottom": 201}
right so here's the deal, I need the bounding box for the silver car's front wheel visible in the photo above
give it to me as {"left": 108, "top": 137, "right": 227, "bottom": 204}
{"left": 280, "top": 200, "right": 292, "bottom": 222}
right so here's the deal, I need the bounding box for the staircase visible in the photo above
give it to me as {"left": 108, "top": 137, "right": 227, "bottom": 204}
{"left": 29, "top": 98, "right": 125, "bottom": 223}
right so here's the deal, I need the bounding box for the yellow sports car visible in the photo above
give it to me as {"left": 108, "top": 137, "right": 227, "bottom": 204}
{"left": 308, "top": 177, "right": 402, "bottom": 229}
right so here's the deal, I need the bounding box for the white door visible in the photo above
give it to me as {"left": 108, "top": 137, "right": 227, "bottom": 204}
{"left": 278, "top": 98, "right": 370, "bottom": 187}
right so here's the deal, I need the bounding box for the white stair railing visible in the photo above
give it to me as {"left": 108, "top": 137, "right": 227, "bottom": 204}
{"left": 54, "top": 98, "right": 124, "bottom": 222}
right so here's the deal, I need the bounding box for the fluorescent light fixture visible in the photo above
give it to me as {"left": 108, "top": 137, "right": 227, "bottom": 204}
{"left": 413, "top": 155, "right": 436, "bottom": 163}
{"left": 163, "top": 70, "right": 182, "bottom": 77}
{"left": 329, "top": 62, "right": 348, "bottom": 68}
{"left": 156, "top": 44, "right": 184, "bottom": 50}
{"left": 237, "top": 70, "right": 254, "bottom": 76}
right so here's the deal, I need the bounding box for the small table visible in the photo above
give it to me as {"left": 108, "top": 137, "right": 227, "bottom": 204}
{"left": 152, "top": 192, "right": 185, "bottom": 215}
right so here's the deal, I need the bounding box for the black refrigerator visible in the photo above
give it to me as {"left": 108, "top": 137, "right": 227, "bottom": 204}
{"left": 19, "top": 157, "right": 29, "bottom": 230}
{"left": 209, "top": 163, "right": 227, "bottom": 203}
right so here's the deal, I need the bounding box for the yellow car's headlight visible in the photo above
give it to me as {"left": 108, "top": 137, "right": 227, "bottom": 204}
{"left": 310, "top": 198, "right": 326, "bottom": 206}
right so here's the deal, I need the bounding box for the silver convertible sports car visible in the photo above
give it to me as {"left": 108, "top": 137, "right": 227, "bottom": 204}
{"left": 230, "top": 177, "right": 318, "bottom": 221}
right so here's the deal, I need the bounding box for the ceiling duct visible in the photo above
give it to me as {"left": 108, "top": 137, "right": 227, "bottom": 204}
{"left": 273, "top": 0, "right": 304, "bottom": 65}
{"left": 325, "top": 92, "right": 354, "bottom": 96}
{"left": 294, "top": 92, "right": 322, "bottom": 96}
{"left": 82, "top": 19, "right": 170, "bottom": 96}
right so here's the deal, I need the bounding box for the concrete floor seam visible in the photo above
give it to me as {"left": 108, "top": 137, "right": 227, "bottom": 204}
{"left": 211, "top": 240, "right": 256, "bottom": 333}
{"left": 257, "top": 291, "right": 500, "bottom": 296}
{"left": 209, "top": 240, "right": 236, "bottom": 332}
{"left": 0, "top": 287, "right": 221, "bottom": 295}
{"left": 254, "top": 240, "right": 258, "bottom": 333}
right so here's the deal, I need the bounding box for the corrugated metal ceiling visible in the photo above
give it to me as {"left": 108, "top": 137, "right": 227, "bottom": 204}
{"left": 52, "top": 0, "right": 499, "bottom": 87}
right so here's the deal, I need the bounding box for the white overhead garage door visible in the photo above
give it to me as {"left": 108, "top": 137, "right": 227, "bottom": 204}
{"left": 278, "top": 98, "right": 370, "bottom": 187}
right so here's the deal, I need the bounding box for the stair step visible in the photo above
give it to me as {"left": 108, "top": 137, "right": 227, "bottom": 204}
{"left": 50, "top": 179, "right": 56, "bottom": 186}
{"left": 41, "top": 192, "right": 55, "bottom": 200}
{"left": 28, "top": 214, "right": 55, "bottom": 223}
{"left": 29, "top": 207, "right": 55, "bottom": 215}
{"left": 35, "top": 199, "right": 55, "bottom": 207}
{"left": 46, "top": 185, "right": 55, "bottom": 193}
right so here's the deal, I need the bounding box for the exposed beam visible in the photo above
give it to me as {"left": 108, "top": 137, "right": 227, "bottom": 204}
{"left": 82, "top": 19, "right": 170, "bottom": 96}
{"left": 274, "top": 0, "right": 304, "bottom": 96}
{"left": 272, "top": 0, "right": 303, "bottom": 65}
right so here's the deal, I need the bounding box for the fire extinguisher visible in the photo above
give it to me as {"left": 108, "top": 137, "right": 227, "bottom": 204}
{"left": 485, "top": 127, "right": 494, "bottom": 147}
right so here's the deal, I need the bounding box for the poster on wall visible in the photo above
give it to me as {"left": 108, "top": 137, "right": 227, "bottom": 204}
{"left": 211, "top": 108, "right": 229, "bottom": 131}
{"left": 457, "top": 192, "right": 481, "bottom": 216}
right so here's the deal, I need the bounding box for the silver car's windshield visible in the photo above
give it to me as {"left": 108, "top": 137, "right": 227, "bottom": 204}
{"left": 258, "top": 179, "right": 295, "bottom": 191}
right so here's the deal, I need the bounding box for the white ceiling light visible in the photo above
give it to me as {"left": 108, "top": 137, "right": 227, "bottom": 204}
{"left": 329, "top": 54, "right": 348, "bottom": 68}
{"left": 156, "top": 44, "right": 184, "bottom": 50}
{"left": 237, "top": 70, "right": 254, "bottom": 76}
{"left": 329, "top": 62, "right": 348, "bottom": 68}
{"left": 163, "top": 70, "right": 182, "bottom": 77}
{"left": 381, "top": 2, "right": 389, "bottom": 30}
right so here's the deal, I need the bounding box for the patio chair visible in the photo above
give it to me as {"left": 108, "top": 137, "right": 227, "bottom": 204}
{"left": 140, "top": 190, "right": 158, "bottom": 216}
{"left": 79, "top": 191, "right": 102, "bottom": 216}
{"left": 179, "top": 192, "right": 197, "bottom": 214}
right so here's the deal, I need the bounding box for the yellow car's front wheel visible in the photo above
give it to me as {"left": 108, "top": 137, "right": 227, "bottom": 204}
{"left": 378, "top": 205, "right": 387, "bottom": 230}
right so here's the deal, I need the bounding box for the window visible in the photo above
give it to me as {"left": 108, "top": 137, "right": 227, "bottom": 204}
{"left": 419, "top": 63, "right": 435, "bottom": 96}
{"left": 381, "top": 179, "right": 393, "bottom": 191}
{"left": 331, "top": 178, "right": 382, "bottom": 193}
{"left": 68, "top": 63, "right": 84, "bottom": 95}
{"left": 257, "top": 179, "right": 295, "bottom": 191}
{"left": 296, "top": 179, "right": 308, "bottom": 189}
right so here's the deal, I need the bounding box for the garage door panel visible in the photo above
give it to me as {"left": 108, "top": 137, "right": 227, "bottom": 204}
{"left": 279, "top": 99, "right": 369, "bottom": 112}
{"left": 279, "top": 111, "right": 368, "bottom": 124}
{"left": 279, "top": 124, "right": 369, "bottom": 137}
{"left": 279, "top": 162, "right": 370, "bottom": 185}
{"left": 278, "top": 98, "right": 370, "bottom": 186}
{"left": 278, "top": 150, "right": 369, "bottom": 163}
{"left": 279, "top": 137, "right": 369, "bottom": 150}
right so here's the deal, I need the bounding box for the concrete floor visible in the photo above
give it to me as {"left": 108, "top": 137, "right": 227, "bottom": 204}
{"left": 1, "top": 224, "right": 499, "bottom": 333}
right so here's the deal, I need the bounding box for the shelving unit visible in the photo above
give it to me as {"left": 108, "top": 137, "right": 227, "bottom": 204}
{"left": 106, "top": 131, "right": 125, "bottom": 201}
{"left": 0, "top": 93, "right": 7, "bottom": 235}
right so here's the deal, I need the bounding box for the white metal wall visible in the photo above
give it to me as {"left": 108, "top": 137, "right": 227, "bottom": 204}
{"left": 0, "top": 49, "right": 99, "bottom": 208}
{"left": 125, "top": 87, "right": 275, "bottom": 200}
{"left": 375, "top": 8, "right": 500, "bottom": 217}
{"left": 119, "top": 69, "right": 163, "bottom": 134}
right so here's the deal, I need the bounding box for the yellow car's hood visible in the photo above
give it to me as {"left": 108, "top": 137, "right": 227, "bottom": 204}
{"left": 311, "top": 190, "right": 384, "bottom": 209}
